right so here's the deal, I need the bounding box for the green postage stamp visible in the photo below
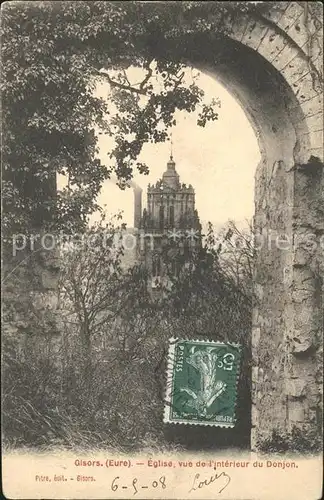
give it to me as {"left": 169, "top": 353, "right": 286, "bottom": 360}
{"left": 164, "top": 338, "right": 241, "bottom": 427}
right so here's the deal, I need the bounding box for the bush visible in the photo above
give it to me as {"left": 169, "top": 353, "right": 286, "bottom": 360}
{"left": 2, "top": 222, "right": 253, "bottom": 452}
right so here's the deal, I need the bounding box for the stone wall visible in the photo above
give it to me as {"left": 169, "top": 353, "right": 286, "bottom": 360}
{"left": 186, "top": 1, "right": 323, "bottom": 449}
{"left": 227, "top": 2, "right": 323, "bottom": 449}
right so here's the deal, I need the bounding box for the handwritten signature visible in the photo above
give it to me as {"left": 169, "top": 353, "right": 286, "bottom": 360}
{"left": 189, "top": 471, "right": 231, "bottom": 494}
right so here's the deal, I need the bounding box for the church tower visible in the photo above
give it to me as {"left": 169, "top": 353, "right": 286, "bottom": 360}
{"left": 138, "top": 155, "right": 201, "bottom": 295}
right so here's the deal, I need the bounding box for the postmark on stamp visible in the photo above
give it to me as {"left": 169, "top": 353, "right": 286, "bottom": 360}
{"left": 164, "top": 338, "right": 241, "bottom": 427}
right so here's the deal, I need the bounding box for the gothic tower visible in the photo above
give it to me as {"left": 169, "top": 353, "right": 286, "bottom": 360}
{"left": 138, "top": 155, "right": 201, "bottom": 295}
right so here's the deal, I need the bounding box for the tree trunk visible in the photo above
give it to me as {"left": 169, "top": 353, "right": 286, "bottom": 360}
{"left": 80, "top": 320, "right": 92, "bottom": 388}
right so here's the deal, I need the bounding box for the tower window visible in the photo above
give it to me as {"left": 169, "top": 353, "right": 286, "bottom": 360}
{"left": 170, "top": 258, "right": 181, "bottom": 277}
{"left": 169, "top": 205, "right": 174, "bottom": 227}
{"left": 152, "top": 256, "right": 161, "bottom": 277}
{"left": 159, "top": 205, "right": 164, "bottom": 229}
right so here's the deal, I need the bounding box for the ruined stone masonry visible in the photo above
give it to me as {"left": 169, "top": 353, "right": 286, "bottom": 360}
{"left": 4, "top": 2, "right": 323, "bottom": 451}
{"left": 213, "top": 1, "right": 323, "bottom": 450}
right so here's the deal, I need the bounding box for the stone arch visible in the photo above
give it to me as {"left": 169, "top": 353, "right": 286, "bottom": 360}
{"left": 177, "top": 2, "right": 323, "bottom": 450}
{"left": 228, "top": 2, "right": 322, "bottom": 158}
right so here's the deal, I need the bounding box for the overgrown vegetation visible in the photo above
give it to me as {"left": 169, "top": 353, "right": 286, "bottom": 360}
{"left": 2, "top": 220, "right": 253, "bottom": 451}
{"left": 2, "top": 0, "right": 280, "bottom": 237}
{"left": 257, "top": 428, "right": 323, "bottom": 456}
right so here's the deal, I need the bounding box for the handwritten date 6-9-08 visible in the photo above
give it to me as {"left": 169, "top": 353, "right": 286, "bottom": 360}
{"left": 111, "top": 475, "right": 166, "bottom": 494}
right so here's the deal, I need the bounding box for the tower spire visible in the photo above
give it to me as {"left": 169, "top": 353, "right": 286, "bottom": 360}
{"left": 170, "top": 130, "right": 173, "bottom": 160}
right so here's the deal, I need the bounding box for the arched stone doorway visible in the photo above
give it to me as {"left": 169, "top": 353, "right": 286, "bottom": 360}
{"left": 177, "top": 3, "right": 323, "bottom": 450}
{"left": 5, "top": 1, "right": 322, "bottom": 453}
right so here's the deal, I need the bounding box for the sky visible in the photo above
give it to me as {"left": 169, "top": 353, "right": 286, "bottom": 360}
{"left": 58, "top": 67, "right": 260, "bottom": 232}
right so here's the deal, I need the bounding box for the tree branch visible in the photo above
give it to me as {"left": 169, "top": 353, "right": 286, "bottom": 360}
{"left": 95, "top": 69, "right": 148, "bottom": 95}
{"left": 139, "top": 60, "right": 153, "bottom": 90}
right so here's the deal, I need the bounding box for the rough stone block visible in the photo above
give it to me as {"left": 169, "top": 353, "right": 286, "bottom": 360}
{"left": 291, "top": 334, "right": 316, "bottom": 355}
{"left": 223, "top": 13, "right": 249, "bottom": 42}
{"left": 310, "top": 147, "right": 324, "bottom": 161}
{"left": 295, "top": 73, "right": 322, "bottom": 101}
{"left": 286, "top": 13, "right": 313, "bottom": 50}
{"left": 310, "top": 34, "right": 323, "bottom": 64}
{"left": 288, "top": 400, "right": 305, "bottom": 422}
{"left": 280, "top": 58, "right": 310, "bottom": 85}
{"left": 277, "top": 2, "right": 305, "bottom": 33}
{"left": 258, "top": 32, "right": 287, "bottom": 62}
{"left": 272, "top": 44, "right": 302, "bottom": 72}
{"left": 288, "top": 356, "right": 319, "bottom": 380}
{"left": 252, "top": 327, "right": 261, "bottom": 350}
{"left": 241, "top": 19, "right": 269, "bottom": 51}
{"left": 299, "top": 93, "right": 322, "bottom": 116}
{"left": 302, "top": 111, "right": 323, "bottom": 132}
{"left": 251, "top": 404, "right": 259, "bottom": 427}
{"left": 309, "top": 129, "right": 324, "bottom": 150}
{"left": 286, "top": 378, "right": 307, "bottom": 398}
